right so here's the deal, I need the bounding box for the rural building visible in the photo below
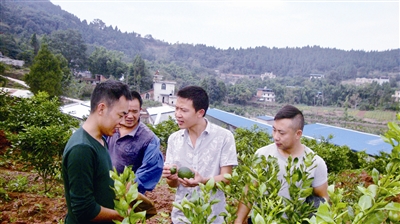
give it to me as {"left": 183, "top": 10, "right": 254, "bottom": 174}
{"left": 355, "top": 77, "right": 389, "bottom": 85}
{"left": 309, "top": 74, "right": 324, "bottom": 80}
{"left": 256, "top": 87, "right": 275, "bottom": 102}
{"left": 260, "top": 72, "right": 276, "bottom": 80}
{"left": 153, "top": 80, "right": 177, "bottom": 105}
{"left": 140, "top": 89, "right": 154, "bottom": 101}
{"left": 392, "top": 90, "right": 400, "bottom": 102}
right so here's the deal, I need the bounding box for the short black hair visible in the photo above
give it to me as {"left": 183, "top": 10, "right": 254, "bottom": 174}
{"left": 90, "top": 80, "right": 132, "bottom": 113}
{"left": 177, "top": 86, "right": 209, "bottom": 116}
{"left": 130, "top": 90, "right": 143, "bottom": 108}
{"left": 274, "top": 104, "right": 304, "bottom": 131}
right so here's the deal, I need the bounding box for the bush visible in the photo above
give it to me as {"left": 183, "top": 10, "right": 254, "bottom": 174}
{"left": 1, "top": 91, "right": 79, "bottom": 192}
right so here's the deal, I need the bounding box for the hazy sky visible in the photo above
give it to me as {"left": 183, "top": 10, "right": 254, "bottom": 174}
{"left": 50, "top": 0, "right": 399, "bottom": 52}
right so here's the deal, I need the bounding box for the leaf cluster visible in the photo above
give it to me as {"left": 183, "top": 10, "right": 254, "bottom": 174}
{"left": 173, "top": 178, "right": 222, "bottom": 224}
{"left": 110, "top": 166, "right": 146, "bottom": 224}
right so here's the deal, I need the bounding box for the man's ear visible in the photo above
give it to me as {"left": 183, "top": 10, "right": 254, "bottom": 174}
{"left": 296, "top": 129, "right": 303, "bottom": 139}
{"left": 197, "top": 109, "right": 205, "bottom": 117}
{"left": 97, "top": 103, "right": 106, "bottom": 115}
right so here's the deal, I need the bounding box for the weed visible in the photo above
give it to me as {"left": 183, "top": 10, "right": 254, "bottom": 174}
{"left": 7, "top": 174, "right": 28, "bottom": 192}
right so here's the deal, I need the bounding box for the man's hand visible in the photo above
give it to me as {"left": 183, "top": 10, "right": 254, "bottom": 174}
{"left": 178, "top": 170, "right": 207, "bottom": 187}
{"left": 162, "top": 164, "right": 178, "bottom": 180}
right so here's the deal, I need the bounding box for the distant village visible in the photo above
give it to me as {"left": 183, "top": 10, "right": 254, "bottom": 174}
{"left": 0, "top": 65, "right": 394, "bottom": 158}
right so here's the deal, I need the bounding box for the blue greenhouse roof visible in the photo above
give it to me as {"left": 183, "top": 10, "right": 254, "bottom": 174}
{"left": 257, "top": 115, "right": 275, "bottom": 121}
{"left": 302, "top": 123, "right": 392, "bottom": 156}
{"left": 207, "top": 108, "right": 272, "bottom": 133}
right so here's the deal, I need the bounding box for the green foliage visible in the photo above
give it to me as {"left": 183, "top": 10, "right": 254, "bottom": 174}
{"left": 30, "top": 33, "right": 39, "bottom": 56}
{"left": 47, "top": 29, "right": 87, "bottom": 70}
{"left": 0, "top": 62, "right": 6, "bottom": 75}
{"left": 24, "top": 44, "right": 63, "bottom": 97}
{"left": 7, "top": 175, "right": 28, "bottom": 192}
{"left": 234, "top": 126, "right": 272, "bottom": 160}
{"left": 282, "top": 153, "right": 321, "bottom": 223}
{"left": 88, "top": 46, "right": 127, "bottom": 79}
{"left": 200, "top": 77, "right": 226, "bottom": 104}
{"left": 127, "top": 54, "right": 153, "bottom": 92}
{"left": 303, "top": 137, "right": 362, "bottom": 173}
{"left": 173, "top": 178, "right": 221, "bottom": 224}
{"left": 0, "top": 91, "right": 79, "bottom": 192}
{"left": 147, "top": 117, "right": 179, "bottom": 153}
{"left": 309, "top": 113, "right": 400, "bottom": 223}
{"left": 8, "top": 124, "right": 73, "bottom": 192}
{"left": 0, "top": 91, "right": 79, "bottom": 133}
{"left": 110, "top": 166, "right": 146, "bottom": 224}
{"left": 0, "top": 34, "right": 21, "bottom": 59}
{"left": 0, "top": 187, "right": 10, "bottom": 201}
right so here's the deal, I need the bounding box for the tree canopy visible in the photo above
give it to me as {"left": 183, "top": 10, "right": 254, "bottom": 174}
{"left": 24, "top": 44, "right": 63, "bottom": 97}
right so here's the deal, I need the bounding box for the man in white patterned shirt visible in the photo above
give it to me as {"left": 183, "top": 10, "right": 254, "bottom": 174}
{"left": 162, "top": 86, "right": 238, "bottom": 224}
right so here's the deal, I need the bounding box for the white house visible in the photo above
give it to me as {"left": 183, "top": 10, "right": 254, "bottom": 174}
{"left": 256, "top": 87, "right": 275, "bottom": 102}
{"left": 153, "top": 81, "right": 177, "bottom": 105}
{"left": 392, "top": 90, "right": 400, "bottom": 102}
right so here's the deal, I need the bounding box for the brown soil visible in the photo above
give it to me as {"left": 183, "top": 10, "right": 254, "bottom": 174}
{"left": 0, "top": 131, "right": 174, "bottom": 224}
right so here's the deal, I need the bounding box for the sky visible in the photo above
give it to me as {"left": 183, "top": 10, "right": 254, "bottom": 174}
{"left": 50, "top": 0, "right": 399, "bottom": 52}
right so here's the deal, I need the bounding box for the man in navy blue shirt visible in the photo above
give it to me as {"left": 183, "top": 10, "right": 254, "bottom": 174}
{"left": 107, "top": 91, "right": 164, "bottom": 193}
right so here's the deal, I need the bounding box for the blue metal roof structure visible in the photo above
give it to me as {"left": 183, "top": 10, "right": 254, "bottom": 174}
{"left": 302, "top": 123, "right": 392, "bottom": 156}
{"left": 207, "top": 108, "right": 272, "bottom": 133}
{"left": 257, "top": 115, "right": 275, "bottom": 121}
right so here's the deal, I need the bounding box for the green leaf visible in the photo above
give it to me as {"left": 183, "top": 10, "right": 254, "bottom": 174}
{"left": 363, "top": 211, "right": 386, "bottom": 224}
{"left": 367, "top": 184, "right": 378, "bottom": 198}
{"left": 315, "top": 203, "right": 335, "bottom": 223}
{"left": 371, "top": 168, "right": 379, "bottom": 185}
{"left": 358, "top": 195, "right": 373, "bottom": 211}
{"left": 384, "top": 202, "right": 400, "bottom": 211}
{"left": 254, "top": 213, "right": 266, "bottom": 224}
{"left": 206, "top": 177, "right": 215, "bottom": 190}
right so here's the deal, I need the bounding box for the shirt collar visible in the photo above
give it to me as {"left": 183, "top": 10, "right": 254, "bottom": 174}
{"left": 120, "top": 118, "right": 141, "bottom": 137}
{"left": 182, "top": 118, "right": 210, "bottom": 136}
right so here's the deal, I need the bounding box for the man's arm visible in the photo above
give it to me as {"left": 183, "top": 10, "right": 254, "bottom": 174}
{"left": 91, "top": 207, "right": 123, "bottom": 222}
{"left": 313, "top": 182, "right": 329, "bottom": 201}
{"left": 134, "top": 137, "right": 164, "bottom": 192}
{"left": 235, "top": 201, "right": 252, "bottom": 224}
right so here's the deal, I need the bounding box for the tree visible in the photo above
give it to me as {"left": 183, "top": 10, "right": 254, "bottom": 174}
{"left": 24, "top": 44, "right": 63, "bottom": 97}
{"left": 127, "top": 54, "right": 152, "bottom": 92}
{"left": 30, "top": 33, "right": 39, "bottom": 56}
{"left": 200, "top": 77, "right": 226, "bottom": 104}
{"left": 88, "top": 46, "right": 109, "bottom": 77}
{"left": 0, "top": 34, "right": 21, "bottom": 59}
{"left": 47, "top": 29, "right": 87, "bottom": 70}
{"left": 0, "top": 63, "right": 8, "bottom": 87}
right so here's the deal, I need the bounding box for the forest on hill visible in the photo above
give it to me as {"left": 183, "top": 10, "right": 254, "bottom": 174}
{"left": 1, "top": 0, "right": 400, "bottom": 113}
{"left": 1, "top": 0, "right": 399, "bottom": 79}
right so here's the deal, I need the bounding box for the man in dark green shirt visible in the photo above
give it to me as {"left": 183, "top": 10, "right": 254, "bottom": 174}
{"left": 62, "top": 80, "right": 132, "bottom": 223}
